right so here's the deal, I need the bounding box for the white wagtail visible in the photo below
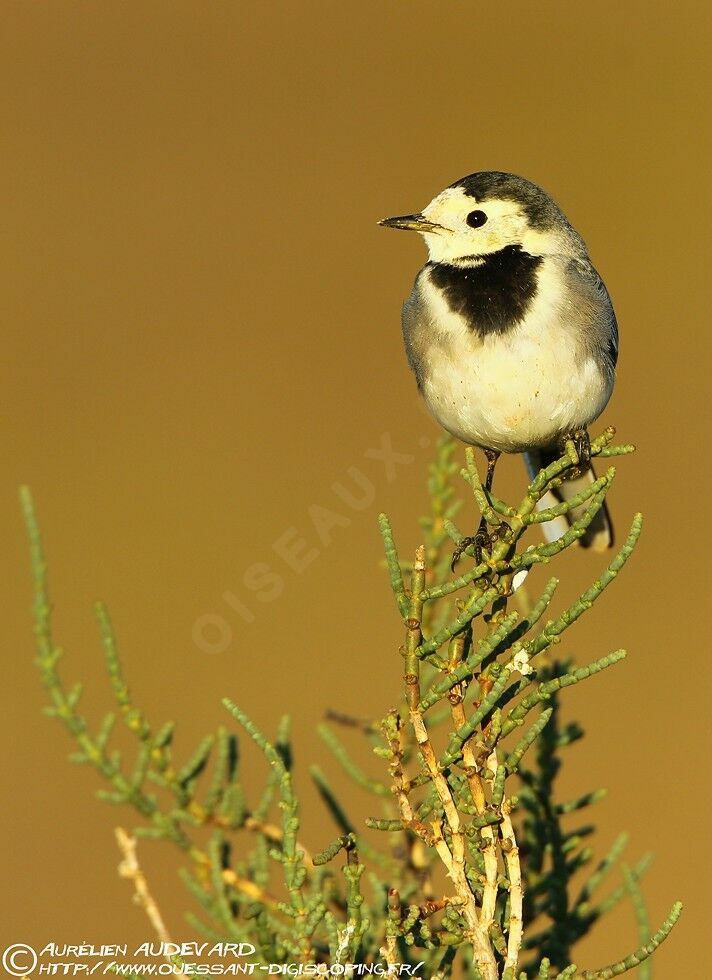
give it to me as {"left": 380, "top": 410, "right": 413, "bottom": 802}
{"left": 379, "top": 171, "right": 616, "bottom": 560}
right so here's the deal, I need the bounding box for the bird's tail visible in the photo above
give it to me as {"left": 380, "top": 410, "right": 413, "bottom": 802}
{"left": 523, "top": 447, "right": 613, "bottom": 552}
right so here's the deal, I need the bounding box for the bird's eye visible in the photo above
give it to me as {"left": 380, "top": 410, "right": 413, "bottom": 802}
{"left": 466, "top": 209, "right": 488, "bottom": 228}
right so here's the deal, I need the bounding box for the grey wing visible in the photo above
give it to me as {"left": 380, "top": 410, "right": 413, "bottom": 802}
{"left": 400, "top": 272, "right": 431, "bottom": 390}
{"left": 567, "top": 257, "right": 618, "bottom": 378}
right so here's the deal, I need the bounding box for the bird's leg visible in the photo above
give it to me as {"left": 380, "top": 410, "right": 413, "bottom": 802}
{"left": 451, "top": 448, "right": 507, "bottom": 571}
{"left": 483, "top": 447, "right": 500, "bottom": 493}
{"left": 473, "top": 448, "right": 504, "bottom": 561}
{"left": 560, "top": 428, "right": 591, "bottom": 480}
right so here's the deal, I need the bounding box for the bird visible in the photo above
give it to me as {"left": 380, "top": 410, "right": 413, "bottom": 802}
{"left": 379, "top": 171, "right": 617, "bottom": 559}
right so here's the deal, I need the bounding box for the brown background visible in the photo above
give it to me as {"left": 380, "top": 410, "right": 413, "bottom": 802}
{"left": 2, "top": 3, "right": 709, "bottom": 976}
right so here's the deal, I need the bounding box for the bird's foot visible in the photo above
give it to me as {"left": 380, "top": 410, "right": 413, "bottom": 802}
{"left": 450, "top": 519, "right": 510, "bottom": 572}
{"left": 560, "top": 428, "right": 592, "bottom": 480}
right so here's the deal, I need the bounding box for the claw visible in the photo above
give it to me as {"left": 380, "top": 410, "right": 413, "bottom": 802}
{"left": 560, "top": 428, "right": 592, "bottom": 481}
{"left": 450, "top": 520, "right": 511, "bottom": 571}
{"left": 450, "top": 534, "right": 477, "bottom": 572}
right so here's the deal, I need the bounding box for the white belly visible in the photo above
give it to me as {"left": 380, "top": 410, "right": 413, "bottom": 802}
{"left": 418, "top": 271, "right": 612, "bottom": 453}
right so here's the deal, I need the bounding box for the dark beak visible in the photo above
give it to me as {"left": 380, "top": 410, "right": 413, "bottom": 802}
{"left": 378, "top": 213, "right": 443, "bottom": 233}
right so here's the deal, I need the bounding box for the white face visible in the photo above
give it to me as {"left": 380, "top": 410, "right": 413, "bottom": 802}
{"left": 418, "top": 186, "right": 565, "bottom": 264}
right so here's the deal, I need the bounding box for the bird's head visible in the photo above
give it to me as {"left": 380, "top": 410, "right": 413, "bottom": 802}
{"left": 379, "top": 171, "right": 587, "bottom": 264}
